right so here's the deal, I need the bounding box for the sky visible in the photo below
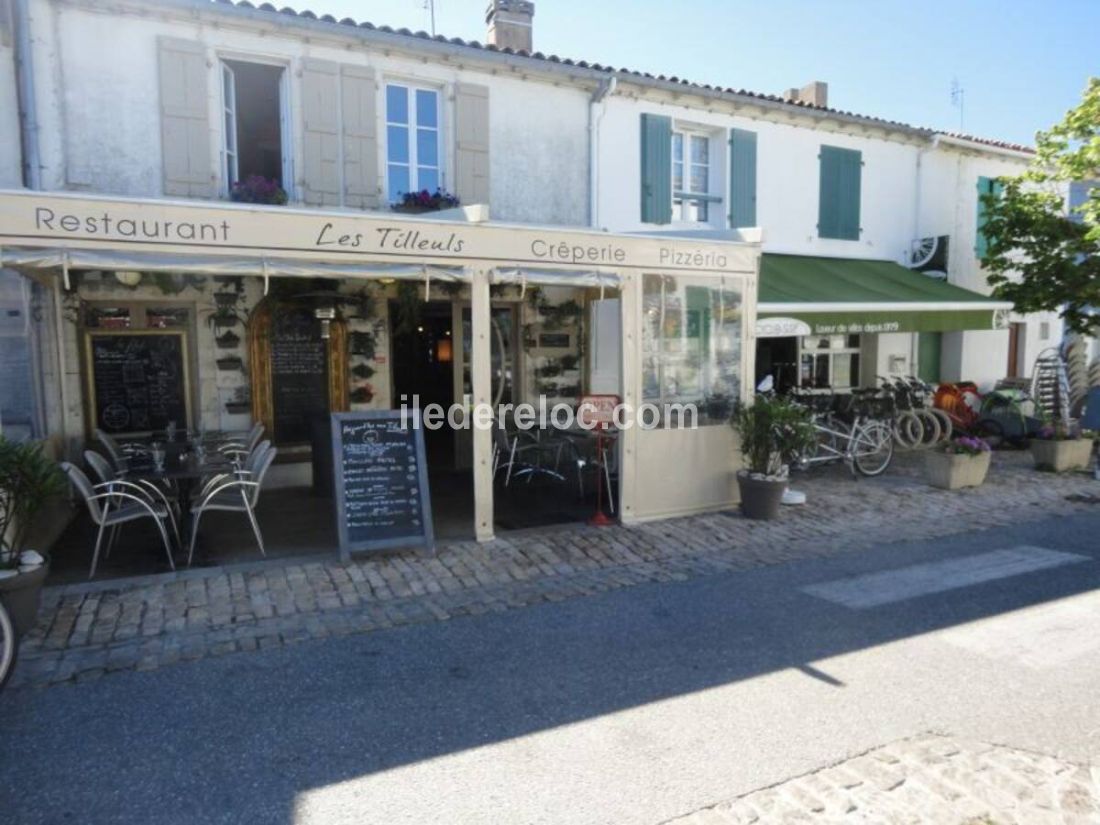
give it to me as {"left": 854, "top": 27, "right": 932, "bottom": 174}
{"left": 293, "top": 0, "right": 1097, "bottom": 146}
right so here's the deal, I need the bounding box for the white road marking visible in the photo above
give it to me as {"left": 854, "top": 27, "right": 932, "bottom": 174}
{"left": 942, "top": 589, "right": 1100, "bottom": 669}
{"left": 801, "top": 546, "right": 1090, "bottom": 609}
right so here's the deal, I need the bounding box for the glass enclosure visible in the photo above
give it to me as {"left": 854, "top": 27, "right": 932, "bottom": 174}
{"left": 641, "top": 273, "right": 743, "bottom": 426}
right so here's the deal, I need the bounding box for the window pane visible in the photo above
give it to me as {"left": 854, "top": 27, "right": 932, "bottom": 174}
{"left": 417, "top": 167, "right": 439, "bottom": 193}
{"left": 417, "top": 128, "right": 438, "bottom": 168}
{"left": 387, "top": 125, "right": 409, "bottom": 163}
{"left": 832, "top": 353, "right": 852, "bottom": 387}
{"left": 690, "top": 135, "right": 709, "bottom": 164}
{"left": 224, "top": 112, "right": 236, "bottom": 152}
{"left": 415, "top": 89, "right": 438, "bottom": 128}
{"left": 690, "top": 164, "right": 708, "bottom": 193}
{"left": 673, "top": 161, "right": 684, "bottom": 192}
{"left": 640, "top": 274, "right": 742, "bottom": 427}
{"left": 672, "top": 133, "right": 684, "bottom": 161}
{"left": 387, "top": 164, "right": 410, "bottom": 203}
{"left": 687, "top": 200, "right": 709, "bottom": 223}
{"left": 386, "top": 85, "right": 408, "bottom": 124}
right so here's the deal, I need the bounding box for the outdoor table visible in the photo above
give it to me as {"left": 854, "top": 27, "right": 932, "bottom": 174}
{"left": 122, "top": 449, "right": 238, "bottom": 542}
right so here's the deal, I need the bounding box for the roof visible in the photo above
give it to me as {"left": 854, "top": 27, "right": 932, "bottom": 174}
{"left": 192, "top": 0, "right": 1033, "bottom": 155}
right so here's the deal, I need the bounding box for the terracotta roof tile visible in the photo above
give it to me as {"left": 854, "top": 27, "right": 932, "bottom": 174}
{"left": 206, "top": 0, "right": 1034, "bottom": 154}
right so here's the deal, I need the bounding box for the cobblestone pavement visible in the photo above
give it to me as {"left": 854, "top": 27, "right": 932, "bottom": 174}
{"left": 10, "top": 451, "right": 1099, "bottom": 689}
{"left": 664, "top": 734, "right": 1100, "bottom": 825}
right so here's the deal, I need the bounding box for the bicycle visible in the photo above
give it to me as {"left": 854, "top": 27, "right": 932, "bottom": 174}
{"left": 875, "top": 376, "right": 926, "bottom": 449}
{"left": 791, "top": 388, "right": 895, "bottom": 477}
{"left": 903, "top": 376, "right": 954, "bottom": 444}
{"left": 0, "top": 599, "right": 16, "bottom": 691}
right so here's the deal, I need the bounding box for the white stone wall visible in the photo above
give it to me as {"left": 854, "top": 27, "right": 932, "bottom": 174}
{"left": 0, "top": 9, "right": 21, "bottom": 187}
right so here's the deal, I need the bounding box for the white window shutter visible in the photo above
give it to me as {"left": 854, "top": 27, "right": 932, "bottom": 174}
{"left": 300, "top": 59, "right": 341, "bottom": 207}
{"left": 454, "top": 83, "right": 490, "bottom": 206}
{"left": 158, "top": 37, "right": 214, "bottom": 198}
{"left": 340, "top": 65, "right": 379, "bottom": 209}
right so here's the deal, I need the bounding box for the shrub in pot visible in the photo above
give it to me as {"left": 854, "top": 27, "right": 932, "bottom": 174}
{"left": 925, "top": 435, "right": 992, "bottom": 490}
{"left": 0, "top": 437, "right": 66, "bottom": 637}
{"left": 1030, "top": 422, "right": 1093, "bottom": 472}
{"left": 731, "top": 395, "right": 816, "bottom": 520}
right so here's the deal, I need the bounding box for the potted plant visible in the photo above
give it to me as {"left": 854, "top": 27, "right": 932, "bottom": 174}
{"left": 1030, "top": 422, "right": 1094, "bottom": 472}
{"left": 229, "top": 175, "right": 288, "bottom": 206}
{"left": 391, "top": 188, "right": 460, "bottom": 214}
{"left": 925, "top": 435, "right": 992, "bottom": 490}
{"left": 350, "top": 384, "right": 375, "bottom": 404}
{"left": 0, "top": 437, "right": 66, "bottom": 636}
{"left": 225, "top": 388, "right": 251, "bottom": 416}
{"left": 731, "top": 395, "right": 817, "bottom": 520}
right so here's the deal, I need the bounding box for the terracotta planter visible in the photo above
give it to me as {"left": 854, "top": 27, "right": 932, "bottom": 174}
{"left": 736, "top": 471, "right": 786, "bottom": 520}
{"left": 924, "top": 450, "right": 991, "bottom": 490}
{"left": 1030, "top": 438, "right": 1093, "bottom": 473}
{"left": 0, "top": 561, "right": 49, "bottom": 638}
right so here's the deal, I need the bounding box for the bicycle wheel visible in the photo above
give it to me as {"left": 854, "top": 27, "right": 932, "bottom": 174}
{"left": 928, "top": 407, "right": 953, "bottom": 444}
{"left": 0, "top": 601, "right": 17, "bottom": 692}
{"left": 893, "top": 411, "right": 923, "bottom": 449}
{"left": 852, "top": 421, "right": 895, "bottom": 476}
{"left": 915, "top": 409, "right": 941, "bottom": 448}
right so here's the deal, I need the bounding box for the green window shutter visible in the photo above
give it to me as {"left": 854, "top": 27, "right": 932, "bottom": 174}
{"left": 975, "top": 176, "right": 994, "bottom": 258}
{"left": 728, "top": 128, "right": 757, "bottom": 228}
{"left": 818, "top": 145, "right": 861, "bottom": 240}
{"left": 640, "top": 114, "right": 672, "bottom": 224}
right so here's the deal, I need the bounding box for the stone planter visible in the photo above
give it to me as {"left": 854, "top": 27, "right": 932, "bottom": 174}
{"left": 924, "top": 450, "right": 991, "bottom": 490}
{"left": 736, "top": 471, "right": 786, "bottom": 520}
{"left": 1030, "top": 438, "right": 1094, "bottom": 473}
{"left": 0, "top": 560, "right": 48, "bottom": 638}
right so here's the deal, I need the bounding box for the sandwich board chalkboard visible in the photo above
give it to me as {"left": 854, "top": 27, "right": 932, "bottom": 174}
{"left": 85, "top": 330, "right": 190, "bottom": 435}
{"left": 330, "top": 411, "right": 434, "bottom": 560}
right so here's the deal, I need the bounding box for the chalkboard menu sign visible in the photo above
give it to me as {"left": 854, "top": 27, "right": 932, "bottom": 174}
{"left": 85, "top": 331, "right": 190, "bottom": 434}
{"left": 330, "top": 411, "right": 434, "bottom": 559}
{"left": 271, "top": 308, "right": 329, "bottom": 444}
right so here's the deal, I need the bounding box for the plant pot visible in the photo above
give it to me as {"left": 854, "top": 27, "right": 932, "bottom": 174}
{"left": 213, "top": 292, "right": 239, "bottom": 309}
{"left": 0, "top": 560, "right": 48, "bottom": 638}
{"left": 216, "top": 357, "right": 244, "bottom": 371}
{"left": 215, "top": 332, "right": 241, "bottom": 349}
{"left": 736, "top": 471, "right": 787, "bottom": 520}
{"left": 924, "top": 450, "right": 991, "bottom": 490}
{"left": 1030, "top": 438, "right": 1093, "bottom": 473}
{"left": 225, "top": 402, "right": 251, "bottom": 415}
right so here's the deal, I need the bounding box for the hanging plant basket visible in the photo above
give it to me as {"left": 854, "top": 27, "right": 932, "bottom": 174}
{"left": 351, "top": 363, "right": 376, "bottom": 380}
{"left": 225, "top": 401, "right": 251, "bottom": 415}
{"left": 216, "top": 356, "right": 244, "bottom": 372}
{"left": 213, "top": 291, "right": 240, "bottom": 309}
{"left": 215, "top": 330, "right": 241, "bottom": 349}
{"left": 349, "top": 331, "right": 376, "bottom": 360}
{"left": 350, "top": 384, "right": 375, "bottom": 404}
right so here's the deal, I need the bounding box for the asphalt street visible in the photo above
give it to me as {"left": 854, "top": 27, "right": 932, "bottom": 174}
{"left": 2, "top": 510, "right": 1100, "bottom": 824}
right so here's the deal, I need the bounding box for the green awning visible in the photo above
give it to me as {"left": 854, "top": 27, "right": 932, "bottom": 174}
{"left": 757, "top": 254, "right": 1012, "bottom": 336}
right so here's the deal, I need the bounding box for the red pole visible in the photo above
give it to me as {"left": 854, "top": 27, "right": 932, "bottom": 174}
{"left": 588, "top": 426, "right": 614, "bottom": 527}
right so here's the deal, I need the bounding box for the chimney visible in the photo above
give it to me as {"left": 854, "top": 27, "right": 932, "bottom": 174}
{"left": 486, "top": 0, "right": 535, "bottom": 53}
{"left": 783, "top": 81, "right": 828, "bottom": 109}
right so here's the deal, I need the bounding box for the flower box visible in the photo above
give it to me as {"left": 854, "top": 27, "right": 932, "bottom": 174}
{"left": 924, "top": 449, "right": 991, "bottom": 490}
{"left": 1030, "top": 438, "right": 1093, "bottom": 473}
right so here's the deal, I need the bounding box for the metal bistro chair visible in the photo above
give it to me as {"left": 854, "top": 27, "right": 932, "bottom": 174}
{"left": 95, "top": 428, "right": 145, "bottom": 471}
{"left": 216, "top": 423, "right": 265, "bottom": 463}
{"left": 188, "top": 445, "right": 277, "bottom": 567}
{"left": 83, "top": 450, "right": 181, "bottom": 550}
{"left": 492, "top": 422, "right": 555, "bottom": 486}
{"left": 61, "top": 462, "right": 176, "bottom": 579}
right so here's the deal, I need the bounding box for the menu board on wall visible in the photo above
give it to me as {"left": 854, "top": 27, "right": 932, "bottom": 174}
{"left": 330, "top": 411, "right": 434, "bottom": 559}
{"left": 271, "top": 308, "right": 329, "bottom": 444}
{"left": 85, "top": 331, "right": 189, "bottom": 434}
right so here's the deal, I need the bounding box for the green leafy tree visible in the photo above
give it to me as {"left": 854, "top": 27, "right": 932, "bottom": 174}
{"left": 982, "top": 77, "right": 1100, "bottom": 334}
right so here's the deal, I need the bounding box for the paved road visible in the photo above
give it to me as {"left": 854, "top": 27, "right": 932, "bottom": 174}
{"left": 3, "top": 511, "right": 1100, "bottom": 824}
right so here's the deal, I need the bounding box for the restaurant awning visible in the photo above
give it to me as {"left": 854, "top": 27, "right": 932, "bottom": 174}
{"left": 756, "top": 254, "right": 1012, "bottom": 337}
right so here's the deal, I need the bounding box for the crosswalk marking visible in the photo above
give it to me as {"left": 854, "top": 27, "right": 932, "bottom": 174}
{"left": 801, "top": 546, "right": 1090, "bottom": 609}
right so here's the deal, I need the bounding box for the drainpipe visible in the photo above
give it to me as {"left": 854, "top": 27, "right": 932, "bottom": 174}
{"left": 13, "top": 0, "right": 41, "bottom": 190}
{"left": 588, "top": 76, "right": 617, "bottom": 229}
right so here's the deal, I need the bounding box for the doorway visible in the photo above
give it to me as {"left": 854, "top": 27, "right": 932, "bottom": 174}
{"left": 755, "top": 336, "right": 798, "bottom": 393}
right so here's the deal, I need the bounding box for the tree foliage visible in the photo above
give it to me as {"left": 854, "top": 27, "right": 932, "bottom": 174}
{"left": 982, "top": 77, "right": 1100, "bottom": 334}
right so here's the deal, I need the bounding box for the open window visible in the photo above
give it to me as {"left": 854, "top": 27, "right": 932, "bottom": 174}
{"left": 220, "top": 59, "right": 289, "bottom": 195}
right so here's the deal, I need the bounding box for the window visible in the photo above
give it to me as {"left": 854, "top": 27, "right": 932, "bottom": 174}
{"left": 975, "top": 176, "right": 1004, "bottom": 258}
{"left": 642, "top": 274, "right": 742, "bottom": 426}
{"left": 0, "top": 271, "right": 45, "bottom": 441}
{"left": 672, "top": 131, "right": 711, "bottom": 222}
{"left": 386, "top": 84, "right": 441, "bottom": 203}
{"left": 799, "top": 335, "right": 861, "bottom": 389}
{"left": 220, "top": 59, "right": 287, "bottom": 193}
{"left": 818, "top": 145, "right": 862, "bottom": 240}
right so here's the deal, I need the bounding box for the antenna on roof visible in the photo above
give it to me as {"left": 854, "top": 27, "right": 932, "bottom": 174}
{"left": 422, "top": 0, "right": 436, "bottom": 36}
{"left": 950, "top": 77, "right": 965, "bottom": 132}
